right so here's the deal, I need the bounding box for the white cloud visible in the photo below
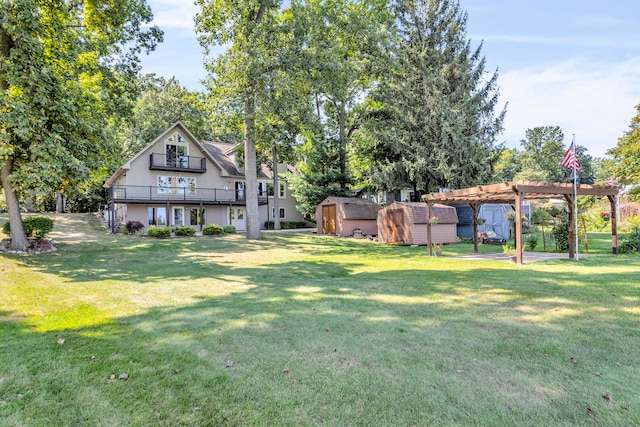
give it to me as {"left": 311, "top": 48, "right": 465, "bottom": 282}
{"left": 499, "top": 57, "right": 640, "bottom": 157}
{"left": 148, "top": 0, "right": 197, "bottom": 31}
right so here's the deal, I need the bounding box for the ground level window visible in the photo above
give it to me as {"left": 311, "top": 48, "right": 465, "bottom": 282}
{"left": 190, "top": 208, "right": 205, "bottom": 226}
{"left": 148, "top": 207, "right": 167, "bottom": 226}
{"left": 272, "top": 207, "right": 286, "bottom": 219}
{"left": 279, "top": 208, "right": 285, "bottom": 218}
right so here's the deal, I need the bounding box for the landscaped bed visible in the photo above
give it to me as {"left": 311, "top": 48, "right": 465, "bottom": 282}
{"left": 0, "top": 213, "right": 638, "bottom": 425}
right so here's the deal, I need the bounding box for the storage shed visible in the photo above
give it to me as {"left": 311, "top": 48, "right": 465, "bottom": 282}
{"left": 316, "top": 197, "right": 381, "bottom": 236}
{"left": 377, "top": 202, "right": 458, "bottom": 245}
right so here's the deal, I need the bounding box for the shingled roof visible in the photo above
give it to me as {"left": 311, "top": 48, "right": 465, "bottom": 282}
{"left": 330, "top": 197, "right": 381, "bottom": 220}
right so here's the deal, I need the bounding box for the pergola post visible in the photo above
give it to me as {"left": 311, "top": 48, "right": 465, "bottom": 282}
{"left": 471, "top": 203, "right": 479, "bottom": 253}
{"left": 564, "top": 194, "right": 576, "bottom": 259}
{"left": 427, "top": 202, "right": 433, "bottom": 256}
{"left": 515, "top": 191, "right": 524, "bottom": 264}
{"left": 608, "top": 195, "right": 618, "bottom": 255}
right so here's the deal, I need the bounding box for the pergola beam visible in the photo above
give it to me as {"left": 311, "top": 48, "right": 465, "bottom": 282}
{"left": 422, "top": 180, "right": 619, "bottom": 264}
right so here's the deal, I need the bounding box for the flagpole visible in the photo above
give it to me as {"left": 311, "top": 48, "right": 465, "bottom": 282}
{"left": 573, "top": 134, "right": 579, "bottom": 261}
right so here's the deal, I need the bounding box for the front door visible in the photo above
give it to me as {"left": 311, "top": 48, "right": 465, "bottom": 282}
{"left": 173, "top": 207, "right": 184, "bottom": 227}
{"left": 322, "top": 205, "right": 336, "bottom": 234}
{"left": 228, "top": 207, "right": 246, "bottom": 231}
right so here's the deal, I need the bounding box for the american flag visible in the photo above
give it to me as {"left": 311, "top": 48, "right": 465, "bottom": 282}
{"left": 561, "top": 146, "right": 579, "bottom": 171}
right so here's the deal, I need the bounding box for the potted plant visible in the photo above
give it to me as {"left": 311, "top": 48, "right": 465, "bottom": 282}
{"left": 475, "top": 217, "right": 486, "bottom": 226}
{"left": 431, "top": 241, "right": 443, "bottom": 256}
{"left": 428, "top": 215, "right": 439, "bottom": 226}
{"left": 502, "top": 244, "right": 517, "bottom": 262}
{"left": 504, "top": 211, "right": 517, "bottom": 223}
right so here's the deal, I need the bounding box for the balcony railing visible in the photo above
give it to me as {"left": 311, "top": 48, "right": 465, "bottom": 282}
{"left": 149, "top": 153, "right": 206, "bottom": 173}
{"left": 108, "top": 185, "right": 268, "bottom": 205}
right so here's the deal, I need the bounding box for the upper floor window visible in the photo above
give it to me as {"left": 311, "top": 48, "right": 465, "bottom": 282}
{"left": 279, "top": 182, "right": 286, "bottom": 199}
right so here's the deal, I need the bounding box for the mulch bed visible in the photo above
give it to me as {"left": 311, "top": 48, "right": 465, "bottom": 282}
{"left": 0, "top": 237, "right": 57, "bottom": 255}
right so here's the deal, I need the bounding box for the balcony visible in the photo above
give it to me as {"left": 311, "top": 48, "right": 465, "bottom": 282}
{"left": 149, "top": 153, "right": 206, "bottom": 173}
{"left": 108, "top": 185, "right": 268, "bottom": 205}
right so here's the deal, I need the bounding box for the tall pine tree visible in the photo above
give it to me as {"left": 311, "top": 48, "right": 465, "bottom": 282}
{"left": 358, "top": 0, "right": 505, "bottom": 195}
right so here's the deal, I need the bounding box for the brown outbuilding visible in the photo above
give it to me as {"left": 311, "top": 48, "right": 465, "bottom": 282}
{"left": 316, "top": 197, "right": 381, "bottom": 236}
{"left": 377, "top": 202, "right": 458, "bottom": 245}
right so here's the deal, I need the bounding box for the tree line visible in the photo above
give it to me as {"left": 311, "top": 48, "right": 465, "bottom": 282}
{"left": 1, "top": 0, "right": 637, "bottom": 250}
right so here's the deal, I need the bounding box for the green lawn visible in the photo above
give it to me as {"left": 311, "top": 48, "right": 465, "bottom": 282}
{"left": 1, "top": 214, "right": 639, "bottom": 426}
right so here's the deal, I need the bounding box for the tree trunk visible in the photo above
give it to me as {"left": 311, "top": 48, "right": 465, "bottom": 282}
{"left": 272, "top": 145, "right": 281, "bottom": 231}
{"left": 1, "top": 158, "right": 28, "bottom": 251}
{"left": 244, "top": 96, "right": 262, "bottom": 240}
{"left": 338, "top": 102, "right": 346, "bottom": 189}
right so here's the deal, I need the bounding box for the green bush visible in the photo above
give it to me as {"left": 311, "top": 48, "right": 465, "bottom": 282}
{"left": 264, "top": 221, "right": 310, "bottom": 230}
{"left": 551, "top": 219, "right": 570, "bottom": 251}
{"left": 525, "top": 234, "right": 538, "bottom": 251}
{"left": 202, "top": 224, "right": 224, "bottom": 235}
{"left": 2, "top": 217, "right": 54, "bottom": 238}
{"left": 174, "top": 226, "right": 196, "bottom": 236}
{"left": 147, "top": 226, "right": 171, "bottom": 238}
{"left": 223, "top": 225, "right": 236, "bottom": 233}
{"left": 619, "top": 233, "right": 639, "bottom": 254}
{"left": 125, "top": 220, "right": 145, "bottom": 235}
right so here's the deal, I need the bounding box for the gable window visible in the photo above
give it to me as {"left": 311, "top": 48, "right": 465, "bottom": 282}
{"left": 148, "top": 207, "right": 167, "bottom": 226}
{"left": 165, "top": 132, "right": 188, "bottom": 168}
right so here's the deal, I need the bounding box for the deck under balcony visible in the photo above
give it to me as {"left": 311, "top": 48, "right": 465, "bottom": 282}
{"left": 108, "top": 185, "right": 268, "bottom": 205}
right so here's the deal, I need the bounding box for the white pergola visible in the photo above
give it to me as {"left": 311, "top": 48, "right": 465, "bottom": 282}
{"left": 422, "top": 181, "right": 620, "bottom": 264}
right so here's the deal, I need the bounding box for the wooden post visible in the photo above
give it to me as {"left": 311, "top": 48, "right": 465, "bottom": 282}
{"left": 471, "top": 203, "right": 479, "bottom": 254}
{"left": 427, "top": 202, "right": 433, "bottom": 256}
{"left": 564, "top": 194, "right": 575, "bottom": 259}
{"left": 515, "top": 192, "right": 524, "bottom": 264}
{"left": 608, "top": 195, "right": 618, "bottom": 255}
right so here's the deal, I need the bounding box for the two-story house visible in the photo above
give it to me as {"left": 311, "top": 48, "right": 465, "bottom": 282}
{"left": 103, "top": 122, "right": 304, "bottom": 233}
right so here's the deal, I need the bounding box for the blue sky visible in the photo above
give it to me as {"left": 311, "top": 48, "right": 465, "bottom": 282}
{"left": 140, "top": 0, "right": 640, "bottom": 158}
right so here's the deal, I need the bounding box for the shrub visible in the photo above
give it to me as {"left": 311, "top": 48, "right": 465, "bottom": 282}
{"left": 125, "top": 220, "right": 145, "bottom": 235}
{"left": 525, "top": 234, "right": 538, "bottom": 251}
{"left": 551, "top": 219, "right": 570, "bottom": 251}
{"left": 147, "top": 226, "right": 171, "bottom": 238}
{"left": 223, "top": 225, "right": 236, "bottom": 233}
{"left": 264, "top": 221, "right": 311, "bottom": 230}
{"left": 619, "top": 233, "right": 639, "bottom": 254}
{"left": 174, "top": 226, "right": 196, "bottom": 236}
{"left": 202, "top": 224, "right": 224, "bottom": 235}
{"left": 3, "top": 217, "right": 54, "bottom": 238}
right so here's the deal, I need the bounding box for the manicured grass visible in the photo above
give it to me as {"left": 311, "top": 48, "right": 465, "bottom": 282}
{"left": 1, "top": 214, "right": 639, "bottom": 426}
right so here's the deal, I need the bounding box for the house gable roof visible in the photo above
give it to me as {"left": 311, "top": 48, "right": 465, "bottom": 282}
{"left": 104, "top": 122, "right": 254, "bottom": 188}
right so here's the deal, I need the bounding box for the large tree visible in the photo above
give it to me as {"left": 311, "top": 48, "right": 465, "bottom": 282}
{"left": 0, "top": 0, "right": 161, "bottom": 251}
{"left": 196, "top": 0, "right": 287, "bottom": 240}
{"left": 607, "top": 103, "right": 640, "bottom": 189}
{"left": 357, "top": 0, "right": 505, "bottom": 195}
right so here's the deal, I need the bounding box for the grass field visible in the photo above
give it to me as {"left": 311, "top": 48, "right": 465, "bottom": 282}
{"left": 1, "top": 214, "right": 639, "bottom": 426}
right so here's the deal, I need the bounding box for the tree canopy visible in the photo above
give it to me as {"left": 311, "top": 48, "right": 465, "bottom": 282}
{"left": 0, "top": 0, "right": 162, "bottom": 250}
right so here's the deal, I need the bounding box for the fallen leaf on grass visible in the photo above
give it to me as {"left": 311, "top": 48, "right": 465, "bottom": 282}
{"left": 239, "top": 314, "right": 246, "bottom": 317}
{"left": 57, "top": 338, "right": 65, "bottom": 345}
{"left": 570, "top": 357, "right": 578, "bottom": 366}
{"left": 455, "top": 369, "right": 465, "bottom": 374}
{"left": 587, "top": 405, "right": 595, "bottom": 417}
{"left": 592, "top": 372, "right": 602, "bottom": 376}
{"left": 603, "top": 394, "right": 614, "bottom": 403}
{"left": 119, "top": 373, "right": 129, "bottom": 380}
{"left": 226, "top": 360, "right": 233, "bottom": 368}
{"left": 109, "top": 374, "right": 116, "bottom": 380}
{"left": 325, "top": 328, "right": 330, "bottom": 332}
{"left": 282, "top": 367, "right": 290, "bottom": 373}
